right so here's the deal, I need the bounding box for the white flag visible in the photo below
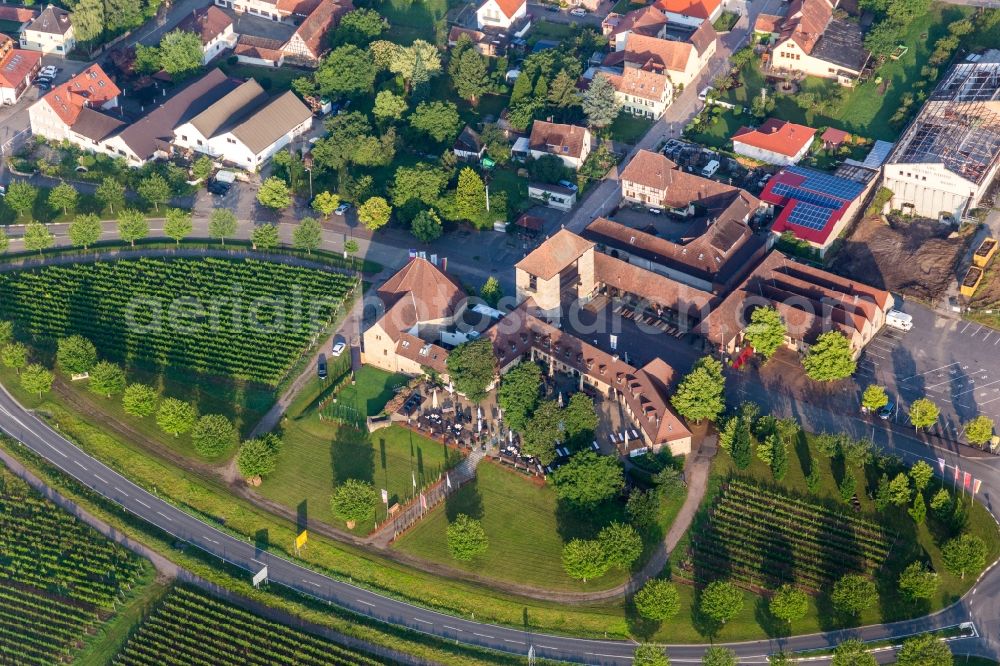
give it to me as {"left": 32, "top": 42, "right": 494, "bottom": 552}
{"left": 381, "top": 488, "right": 388, "bottom": 504}
{"left": 446, "top": 473, "right": 452, "bottom": 489}
{"left": 412, "top": 471, "right": 417, "bottom": 489}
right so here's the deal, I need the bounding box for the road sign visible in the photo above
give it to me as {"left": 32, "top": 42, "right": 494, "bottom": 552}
{"left": 253, "top": 566, "right": 268, "bottom": 588}
{"left": 295, "top": 530, "right": 308, "bottom": 551}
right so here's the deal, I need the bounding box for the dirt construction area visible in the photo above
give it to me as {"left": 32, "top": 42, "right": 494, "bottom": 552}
{"left": 830, "top": 214, "right": 971, "bottom": 302}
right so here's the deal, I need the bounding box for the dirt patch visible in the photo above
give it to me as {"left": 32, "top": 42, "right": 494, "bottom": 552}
{"left": 829, "top": 214, "right": 970, "bottom": 302}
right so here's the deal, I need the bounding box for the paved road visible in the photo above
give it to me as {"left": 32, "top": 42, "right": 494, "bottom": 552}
{"left": 3, "top": 371, "right": 1000, "bottom": 663}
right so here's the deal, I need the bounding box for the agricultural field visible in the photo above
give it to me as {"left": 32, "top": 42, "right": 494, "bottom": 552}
{"left": 110, "top": 586, "right": 385, "bottom": 666}
{"left": 683, "top": 480, "right": 891, "bottom": 591}
{"left": 0, "top": 257, "right": 357, "bottom": 386}
{"left": 0, "top": 467, "right": 148, "bottom": 665}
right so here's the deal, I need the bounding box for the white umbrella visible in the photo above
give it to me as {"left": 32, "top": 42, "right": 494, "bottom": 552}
{"left": 558, "top": 392, "right": 564, "bottom": 407}
{"left": 478, "top": 418, "right": 483, "bottom": 433}
{"left": 432, "top": 389, "right": 438, "bottom": 410}
{"left": 509, "top": 430, "right": 514, "bottom": 444}
{"left": 477, "top": 406, "right": 483, "bottom": 420}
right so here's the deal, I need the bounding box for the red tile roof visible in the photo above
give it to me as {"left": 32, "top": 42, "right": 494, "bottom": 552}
{"left": 605, "top": 6, "right": 666, "bottom": 41}
{"left": 287, "top": 0, "right": 350, "bottom": 59}
{"left": 732, "top": 118, "right": 816, "bottom": 158}
{"left": 618, "top": 33, "right": 694, "bottom": 74}
{"left": 376, "top": 257, "right": 466, "bottom": 339}
{"left": 820, "top": 127, "right": 849, "bottom": 145}
{"left": 528, "top": 120, "right": 591, "bottom": 160}
{"left": 42, "top": 64, "right": 120, "bottom": 126}
{"left": 599, "top": 67, "right": 671, "bottom": 102}
{"left": 177, "top": 6, "right": 233, "bottom": 45}
{"left": 516, "top": 229, "right": 595, "bottom": 280}
{"left": 274, "top": 0, "right": 322, "bottom": 13}
{"left": 654, "top": 0, "right": 720, "bottom": 19}
{"left": 235, "top": 35, "right": 285, "bottom": 62}
{"left": 481, "top": 0, "right": 525, "bottom": 19}
{"left": 778, "top": 0, "right": 833, "bottom": 54}
{"left": 0, "top": 47, "right": 41, "bottom": 89}
{"left": 0, "top": 6, "right": 37, "bottom": 22}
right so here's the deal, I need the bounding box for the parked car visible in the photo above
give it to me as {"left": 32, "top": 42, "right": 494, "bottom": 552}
{"left": 0, "top": 185, "right": 6, "bottom": 197}
{"left": 317, "top": 353, "right": 328, "bottom": 380}
{"left": 648, "top": 207, "right": 663, "bottom": 215}
{"left": 570, "top": 7, "right": 587, "bottom": 15}
{"left": 334, "top": 202, "right": 351, "bottom": 215}
{"left": 879, "top": 401, "right": 894, "bottom": 420}
{"left": 332, "top": 340, "right": 346, "bottom": 357}
{"left": 207, "top": 179, "right": 231, "bottom": 196}
{"left": 38, "top": 65, "right": 58, "bottom": 78}
{"left": 546, "top": 4, "right": 560, "bottom": 10}
{"left": 557, "top": 179, "right": 578, "bottom": 192}
{"left": 36, "top": 80, "right": 51, "bottom": 91}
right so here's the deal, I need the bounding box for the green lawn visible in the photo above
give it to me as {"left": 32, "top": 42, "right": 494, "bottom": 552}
{"left": 72, "top": 574, "right": 170, "bottom": 666}
{"left": 609, "top": 113, "right": 655, "bottom": 145}
{"left": 219, "top": 62, "right": 301, "bottom": 94}
{"left": 489, "top": 167, "right": 529, "bottom": 214}
{"left": 0, "top": 190, "right": 119, "bottom": 225}
{"left": 334, "top": 365, "right": 408, "bottom": 416}
{"left": 378, "top": 0, "right": 449, "bottom": 44}
{"left": 393, "top": 461, "right": 688, "bottom": 592}
{"left": 260, "top": 420, "right": 461, "bottom": 533}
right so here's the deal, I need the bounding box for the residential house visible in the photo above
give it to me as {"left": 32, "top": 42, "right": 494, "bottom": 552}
{"left": 19, "top": 4, "right": 74, "bottom": 56}
{"left": 234, "top": 35, "right": 285, "bottom": 67}
{"left": 475, "top": 0, "right": 526, "bottom": 31}
{"left": 605, "top": 23, "right": 716, "bottom": 88}
{"left": 29, "top": 65, "right": 122, "bottom": 148}
{"left": 884, "top": 50, "right": 1000, "bottom": 219}
{"left": 173, "top": 78, "right": 312, "bottom": 167}
{"left": 528, "top": 120, "right": 592, "bottom": 170}
{"left": 597, "top": 67, "right": 673, "bottom": 119}
{"left": 766, "top": 0, "right": 868, "bottom": 86}
{"left": 732, "top": 118, "right": 816, "bottom": 165}
{"left": 601, "top": 6, "right": 666, "bottom": 50}
{"left": 177, "top": 6, "right": 237, "bottom": 65}
{"left": 528, "top": 182, "right": 577, "bottom": 211}
{"left": 215, "top": 0, "right": 293, "bottom": 22}
{"left": 0, "top": 33, "right": 42, "bottom": 105}
{"left": 697, "top": 250, "right": 893, "bottom": 359}
{"left": 448, "top": 26, "right": 506, "bottom": 57}
{"left": 282, "top": 0, "right": 350, "bottom": 64}
{"left": 453, "top": 125, "right": 485, "bottom": 161}
{"left": 0, "top": 6, "right": 38, "bottom": 24}
{"left": 654, "top": 0, "right": 722, "bottom": 25}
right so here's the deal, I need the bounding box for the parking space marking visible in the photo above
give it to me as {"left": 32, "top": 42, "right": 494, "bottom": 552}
{"left": 985, "top": 331, "right": 994, "bottom": 343}
{"left": 960, "top": 322, "right": 972, "bottom": 334}
{"left": 900, "top": 361, "right": 960, "bottom": 383}
{"left": 953, "top": 378, "right": 1000, "bottom": 397}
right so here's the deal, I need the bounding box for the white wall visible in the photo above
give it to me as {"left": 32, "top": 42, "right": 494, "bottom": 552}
{"left": 883, "top": 162, "right": 981, "bottom": 218}
{"left": 20, "top": 28, "right": 75, "bottom": 55}
{"left": 476, "top": 0, "right": 526, "bottom": 29}
{"left": 733, "top": 139, "right": 808, "bottom": 166}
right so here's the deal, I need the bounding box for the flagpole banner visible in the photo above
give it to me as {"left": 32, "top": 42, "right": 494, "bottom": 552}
{"left": 420, "top": 493, "right": 427, "bottom": 510}
{"left": 954, "top": 465, "right": 961, "bottom": 482}
{"left": 412, "top": 471, "right": 417, "bottom": 488}
{"left": 964, "top": 472, "right": 972, "bottom": 489}
{"left": 446, "top": 472, "right": 452, "bottom": 489}
{"left": 937, "top": 457, "right": 946, "bottom": 473}
{"left": 381, "top": 488, "right": 389, "bottom": 504}
{"left": 974, "top": 479, "right": 982, "bottom": 494}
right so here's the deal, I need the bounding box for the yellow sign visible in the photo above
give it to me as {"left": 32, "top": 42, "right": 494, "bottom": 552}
{"left": 295, "top": 530, "right": 308, "bottom": 550}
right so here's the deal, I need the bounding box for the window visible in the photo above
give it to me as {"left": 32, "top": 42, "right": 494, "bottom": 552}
{"left": 528, "top": 275, "right": 538, "bottom": 291}
{"left": 197, "top": 139, "right": 203, "bottom": 146}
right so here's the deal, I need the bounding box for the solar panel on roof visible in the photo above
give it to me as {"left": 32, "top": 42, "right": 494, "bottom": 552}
{"left": 785, "top": 165, "right": 865, "bottom": 200}
{"left": 771, "top": 183, "right": 844, "bottom": 209}
{"left": 787, "top": 202, "right": 834, "bottom": 231}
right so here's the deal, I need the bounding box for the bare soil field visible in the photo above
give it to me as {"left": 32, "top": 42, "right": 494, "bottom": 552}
{"left": 829, "top": 215, "right": 971, "bottom": 302}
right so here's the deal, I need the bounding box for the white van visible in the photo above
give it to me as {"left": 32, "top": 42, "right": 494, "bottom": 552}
{"left": 886, "top": 309, "right": 913, "bottom": 332}
{"left": 701, "top": 160, "right": 720, "bottom": 178}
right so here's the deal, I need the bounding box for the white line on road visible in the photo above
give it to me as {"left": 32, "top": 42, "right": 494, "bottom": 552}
{"left": 156, "top": 511, "right": 172, "bottom": 522}
{"left": 473, "top": 632, "right": 494, "bottom": 639}
{"left": 960, "top": 322, "right": 972, "bottom": 334}
{"left": 413, "top": 617, "right": 433, "bottom": 625}
{"left": 251, "top": 558, "right": 265, "bottom": 565}
{"left": 443, "top": 625, "right": 463, "bottom": 632}
{"left": 985, "top": 331, "right": 993, "bottom": 343}
{"left": 73, "top": 460, "right": 86, "bottom": 470}
{"left": 46, "top": 442, "right": 68, "bottom": 458}
{"left": 899, "top": 361, "right": 960, "bottom": 382}
{"left": 114, "top": 487, "right": 128, "bottom": 497}
{"left": 305, "top": 580, "right": 321, "bottom": 588}
{"left": 93, "top": 474, "right": 107, "bottom": 483}
{"left": 537, "top": 645, "right": 558, "bottom": 650}
{"left": 504, "top": 639, "right": 526, "bottom": 644}
{"left": 357, "top": 599, "right": 375, "bottom": 607}
{"left": 206, "top": 538, "right": 219, "bottom": 544}
{"left": 136, "top": 499, "right": 150, "bottom": 508}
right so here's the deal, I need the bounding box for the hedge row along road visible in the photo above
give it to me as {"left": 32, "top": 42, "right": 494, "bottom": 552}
{"left": 2, "top": 389, "right": 1000, "bottom": 662}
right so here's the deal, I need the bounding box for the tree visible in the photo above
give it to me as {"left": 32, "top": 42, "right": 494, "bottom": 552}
{"left": 561, "top": 539, "right": 608, "bottom": 582}
{"left": 251, "top": 223, "right": 280, "bottom": 251}
{"left": 373, "top": 89, "right": 406, "bottom": 124}
{"left": 552, "top": 451, "right": 625, "bottom": 505}
{"left": 627, "top": 488, "right": 660, "bottom": 529}
{"left": 122, "top": 383, "right": 159, "bottom": 417}
{"left": 702, "top": 647, "right": 737, "bottom": 666}
{"left": 236, "top": 434, "right": 281, "bottom": 482}
{"left": 192, "top": 155, "right": 213, "bottom": 182}
{"left": 831, "top": 639, "right": 876, "bottom": 666}
{"left": 480, "top": 276, "right": 502, "bottom": 307}
{"left": 316, "top": 45, "right": 376, "bottom": 97}
{"left": 895, "top": 633, "right": 953, "bottom": 666}
{"left": 292, "top": 217, "right": 323, "bottom": 254}
{"left": 48, "top": 182, "right": 78, "bottom": 215}
{"left": 452, "top": 47, "right": 490, "bottom": 103}
{"left": 88, "top": 361, "right": 126, "bottom": 398}
{"left": 769, "top": 584, "right": 808, "bottom": 623}
{"left": 137, "top": 173, "right": 171, "bottom": 210}
{"left": 699, "top": 581, "right": 744, "bottom": 626}
{"left": 898, "top": 561, "right": 938, "bottom": 601}
{"left": 930, "top": 488, "right": 952, "bottom": 519}
{"left": 909, "top": 398, "right": 939, "bottom": 432}
{"left": 356, "top": 196, "right": 391, "bottom": 232}
{"left": 0, "top": 228, "right": 7, "bottom": 255}
{"left": 839, "top": 470, "right": 857, "bottom": 502}
{"left": 68, "top": 213, "right": 102, "bottom": 249}
{"left": 861, "top": 384, "right": 889, "bottom": 412}
{"left": 117, "top": 209, "right": 149, "bottom": 247}
{"left": 71, "top": 0, "right": 105, "bottom": 42}
{"left": 964, "top": 415, "right": 994, "bottom": 447}
{"left": 670, "top": 356, "right": 726, "bottom": 423}
{"left": 744, "top": 306, "right": 786, "bottom": 359}
{"left": 803, "top": 331, "right": 856, "bottom": 381}
{"left": 5, "top": 182, "right": 37, "bottom": 218}
{"left": 57, "top": 335, "right": 97, "bottom": 375}
{"left": 598, "top": 522, "right": 642, "bottom": 569}
{"left": 156, "top": 398, "right": 197, "bottom": 437}
{"left": 163, "top": 208, "right": 193, "bottom": 245}
{"left": 496, "top": 361, "right": 542, "bottom": 432}
{"left": 521, "top": 399, "right": 561, "bottom": 464}
{"left": 22, "top": 221, "right": 54, "bottom": 254}
{"left": 391, "top": 163, "right": 449, "bottom": 208}
{"left": 582, "top": 75, "right": 619, "bottom": 128}
{"left": 411, "top": 209, "right": 443, "bottom": 243}
{"left": 564, "top": 392, "right": 599, "bottom": 441}
{"left": 344, "top": 239, "right": 359, "bottom": 257}
{"left": 446, "top": 513, "right": 489, "bottom": 561}
{"left": 331, "top": 479, "right": 377, "bottom": 529}
{"left": 192, "top": 414, "right": 238, "bottom": 457}
{"left": 333, "top": 8, "right": 387, "bottom": 46}
{"left": 548, "top": 69, "right": 580, "bottom": 109}
{"left": 634, "top": 579, "right": 681, "bottom": 621}
{"left": 257, "top": 177, "right": 292, "bottom": 210}
{"left": 409, "top": 101, "right": 462, "bottom": 143}
{"left": 942, "top": 534, "right": 987, "bottom": 579}
{"left": 389, "top": 40, "right": 441, "bottom": 90}
{"left": 311, "top": 191, "right": 340, "bottom": 219}
{"left": 454, "top": 167, "right": 487, "bottom": 223}
{"left": 480, "top": 123, "right": 511, "bottom": 164}
{"left": 0, "top": 321, "right": 12, "bottom": 347}
{"left": 909, "top": 460, "right": 934, "bottom": 491}
{"left": 634, "top": 644, "right": 670, "bottom": 666}
{"left": 1, "top": 342, "right": 28, "bottom": 373}
{"left": 157, "top": 30, "right": 203, "bottom": 76}
{"left": 20, "top": 364, "right": 53, "bottom": 397}
{"left": 770, "top": 431, "right": 789, "bottom": 480}
{"left": 207, "top": 208, "right": 237, "bottom": 245}
{"left": 831, "top": 574, "right": 877, "bottom": 615}
{"left": 445, "top": 337, "right": 496, "bottom": 403}
{"left": 96, "top": 177, "right": 126, "bottom": 214}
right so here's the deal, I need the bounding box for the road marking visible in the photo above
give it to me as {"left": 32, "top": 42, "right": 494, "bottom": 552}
{"left": 251, "top": 558, "right": 265, "bottom": 565}
{"left": 899, "top": 361, "right": 960, "bottom": 382}
{"left": 413, "top": 617, "right": 433, "bottom": 625}
{"left": 443, "top": 625, "right": 463, "bottom": 632}
{"left": 155, "top": 511, "right": 172, "bottom": 522}
{"left": 73, "top": 460, "right": 87, "bottom": 470}
{"left": 93, "top": 474, "right": 107, "bottom": 483}
{"left": 114, "top": 487, "right": 128, "bottom": 497}
{"left": 960, "top": 322, "right": 972, "bottom": 334}
{"left": 356, "top": 599, "right": 375, "bottom": 607}
{"left": 504, "top": 639, "right": 526, "bottom": 645}
{"left": 537, "top": 645, "right": 558, "bottom": 650}
{"left": 954, "top": 378, "right": 1000, "bottom": 397}
{"left": 973, "top": 325, "right": 984, "bottom": 337}
{"left": 305, "top": 580, "right": 321, "bottom": 588}
{"left": 46, "top": 442, "right": 67, "bottom": 458}
{"left": 206, "top": 538, "right": 219, "bottom": 544}
{"left": 473, "top": 632, "right": 494, "bottom": 639}
{"left": 136, "top": 499, "right": 150, "bottom": 508}
{"left": 985, "top": 331, "right": 994, "bottom": 343}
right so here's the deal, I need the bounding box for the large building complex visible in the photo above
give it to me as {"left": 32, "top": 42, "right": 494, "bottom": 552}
{"left": 884, "top": 50, "right": 1000, "bottom": 219}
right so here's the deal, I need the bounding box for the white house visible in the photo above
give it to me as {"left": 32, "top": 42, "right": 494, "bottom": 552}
{"left": 173, "top": 79, "right": 313, "bottom": 167}
{"left": 0, "top": 35, "right": 42, "bottom": 105}
{"left": 653, "top": 0, "right": 722, "bottom": 25}
{"left": 528, "top": 182, "right": 577, "bottom": 211}
{"left": 528, "top": 120, "right": 592, "bottom": 170}
{"left": 732, "top": 118, "right": 816, "bottom": 166}
{"left": 597, "top": 67, "right": 673, "bottom": 119}
{"left": 475, "top": 0, "right": 526, "bottom": 30}
{"left": 177, "top": 6, "right": 237, "bottom": 65}
{"left": 19, "top": 4, "right": 74, "bottom": 56}
{"left": 28, "top": 65, "right": 122, "bottom": 147}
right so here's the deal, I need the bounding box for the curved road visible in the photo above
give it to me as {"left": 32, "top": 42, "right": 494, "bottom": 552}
{"left": 1, "top": 381, "right": 999, "bottom": 664}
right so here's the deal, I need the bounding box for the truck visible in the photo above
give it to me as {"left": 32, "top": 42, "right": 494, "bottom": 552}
{"left": 885, "top": 309, "right": 913, "bottom": 332}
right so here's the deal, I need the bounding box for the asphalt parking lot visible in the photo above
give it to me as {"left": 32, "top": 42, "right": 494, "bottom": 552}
{"left": 856, "top": 302, "right": 1000, "bottom": 442}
